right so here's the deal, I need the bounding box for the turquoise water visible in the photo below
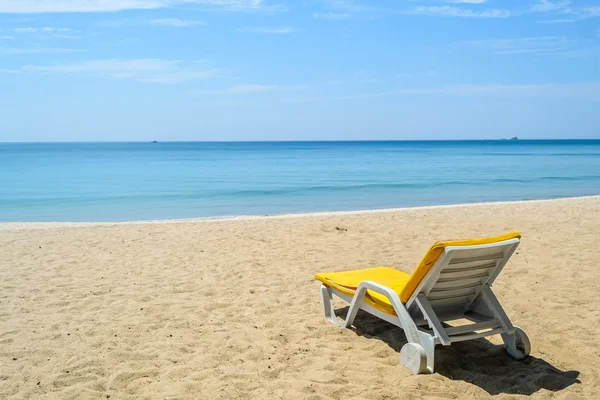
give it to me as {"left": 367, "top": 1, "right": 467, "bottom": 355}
{"left": 1, "top": 140, "right": 599, "bottom": 222}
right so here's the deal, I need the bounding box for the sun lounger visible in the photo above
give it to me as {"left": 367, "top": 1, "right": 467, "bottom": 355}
{"left": 314, "top": 232, "right": 531, "bottom": 374}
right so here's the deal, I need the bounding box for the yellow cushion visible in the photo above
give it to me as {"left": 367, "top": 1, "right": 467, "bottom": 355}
{"left": 315, "top": 267, "right": 411, "bottom": 315}
{"left": 315, "top": 232, "right": 521, "bottom": 315}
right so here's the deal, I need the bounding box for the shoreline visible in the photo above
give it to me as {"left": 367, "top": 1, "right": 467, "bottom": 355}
{"left": 1, "top": 194, "right": 599, "bottom": 230}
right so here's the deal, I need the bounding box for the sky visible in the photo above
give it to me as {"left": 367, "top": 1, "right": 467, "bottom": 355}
{"left": 0, "top": 0, "right": 599, "bottom": 142}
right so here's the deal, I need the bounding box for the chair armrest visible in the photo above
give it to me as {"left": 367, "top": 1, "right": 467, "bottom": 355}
{"left": 350, "top": 281, "right": 421, "bottom": 343}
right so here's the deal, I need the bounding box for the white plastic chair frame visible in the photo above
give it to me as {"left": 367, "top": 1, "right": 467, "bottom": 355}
{"left": 319, "top": 238, "right": 531, "bottom": 374}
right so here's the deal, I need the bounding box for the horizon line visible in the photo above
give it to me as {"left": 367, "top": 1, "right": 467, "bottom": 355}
{"left": 2, "top": 138, "right": 600, "bottom": 144}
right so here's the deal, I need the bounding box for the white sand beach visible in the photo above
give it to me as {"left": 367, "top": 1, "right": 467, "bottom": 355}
{"left": 1, "top": 196, "right": 599, "bottom": 399}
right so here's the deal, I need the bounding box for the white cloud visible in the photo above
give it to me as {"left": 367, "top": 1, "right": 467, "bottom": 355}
{"left": 14, "top": 27, "right": 38, "bottom": 33}
{"left": 410, "top": 6, "right": 510, "bottom": 18}
{"left": 440, "top": 83, "right": 600, "bottom": 97}
{"left": 531, "top": 3, "right": 600, "bottom": 20}
{"left": 445, "top": 0, "right": 487, "bottom": 3}
{"left": 1, "top": 0, "right": 165, "bottom": 13}
{"left": 1, "top": 35, "right": 15, "bottom": 39}
{"left": 536, "top": 19, "right": 575, "bottom": 23}
{"left": 234, "top": 26, "right": 295, "bottom": 33}
{"left": 192, "top": 83, "right": 306, "bottom": 95}
{"left": 14, "top": 27, "right": 72, "bottom": 33}
{"left": 0, "top": 46, "right": 83, "bottom": 54}
{"left": 0, "top": 0, "right": 266, "bottom": 13}
{"left": 459, "top": 36, "right": 576, "bottom": 55}
{"left": 286, "top": 82, "right": 600, "bottom": 102}
{"left": 425, "top": 70, "right": 441, "bottom": 77}
{"left": 9, "top": 59, "right": 219, "bottom": 83}
{"left": 445, "top": 83, "right": 600, "bottom": 97}
{"left": 313, "top": 12, "right": 350, "bottom": 20}
{"left": 149, "top": 18, "right": 202, "bottom": 27}
{"left": 582, "top": 7, "right": 600, "bottom": 17}
{"left": 324, "top": 0, "right": 376, "bottom": 13}
{"left": 531, "top": 0, "right": 570, "bottom": 12}
{"left": 98, "top": 17, "right": 203, "bottom": 27}
{"left": 194, "top": 84, "right": 278, "bottom": 95}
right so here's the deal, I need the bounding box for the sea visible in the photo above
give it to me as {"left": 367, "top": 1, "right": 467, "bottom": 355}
{"left": 1, "top": 140, "right": 599, "bottom": 222}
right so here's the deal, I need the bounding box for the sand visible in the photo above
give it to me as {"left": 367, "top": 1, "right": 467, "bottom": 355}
{"left": 1, "top": 196, "right": 599, "bottom": 399}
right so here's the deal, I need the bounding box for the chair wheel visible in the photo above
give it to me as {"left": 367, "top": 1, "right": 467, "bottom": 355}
{"left": 513, "top": 326, "right": 531, "bottom": 357}
{"left": 400, "top": 343, "right": 428, "bottom": 374}
{"left": 505, "top": 326, "right": 531, "bottom": 360}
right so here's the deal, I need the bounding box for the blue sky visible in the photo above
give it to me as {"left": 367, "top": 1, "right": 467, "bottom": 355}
{"left": 0, "top": 0, "right": 599, "bottom": 141}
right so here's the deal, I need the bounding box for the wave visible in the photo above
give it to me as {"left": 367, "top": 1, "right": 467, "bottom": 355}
{"left": 2, "top": 175, "right": 600, "bottom": 207}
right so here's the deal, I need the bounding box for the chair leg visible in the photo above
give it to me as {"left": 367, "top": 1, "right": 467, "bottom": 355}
{"left": 419, "top": 332, "right": 436, "bottom": 373}
{"left": 319, "top": 284, "right": 365, "bottom": 328}
{"left": 320, "top": 285, "right": 343, "bottom": 327}
{"left": 343, "top": 285, "right": 366, "bottom": 329}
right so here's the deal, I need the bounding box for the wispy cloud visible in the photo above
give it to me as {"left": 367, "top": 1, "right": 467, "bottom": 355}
{"left": 234, "top": 26, "right": 295, "bottom": 33}
{"left": 193, "top": 84, "right": 280, "bottom": 95}
{"left": 98, "top": 17, "right": 203, "bottom": 28}
{"left": 457, "top": 35, "right": 598, "bottom": 58}
{"left": 531, "top": 0, "right": 570, "bottom": 12}
{"left": 313, "top": 12, "right": 350, "bottom": 20}
{"left": 10, "top": 26, "right": 83, "bottom": 39}
{"left": 531, "top": 2, "right": 600, "bottom": 20}
{"left": 582, "top": 7, "right": 600, "bottom": 17}
{"left": 536, "top": 19, "right": 575, "bottom": 23}
{"left": 0, "top": 0, "right": 268, "bottom": 14}
{"left": 459, "top": 36, "right": 572, "bottom": 55}
{"left": 524, "top": 0, "right": 600, "bottom": 23}
{"left": 324, "top": 0, "right": 377, "bottom": 13}
{"left": 286, "top": 82, "right": 600, "bottom": 102}
{"left": 192, "top": 83, "right": 308, "bottom": 95}
{"left": 0, "top": 46, "right": 83, "bottom": 54}
{"left": 0, "top": 35, "right": 15, "bottom": 39}
{"left": 149, "top": 18, "right": 203, "bottom": 27}
{"left": 319, "top": 0, "right": 381, "bottom": 19}
{"left": 14, "top": 27, "right": 72, "bottom": 33}
{"left": 445, "top": 0, "right": 487, "bottom": 3}
{"left": 5, "top": 59, "right": 219, "bottom": 83}
{"left": 409, "top": 6, "right": 510, "bottom": 18}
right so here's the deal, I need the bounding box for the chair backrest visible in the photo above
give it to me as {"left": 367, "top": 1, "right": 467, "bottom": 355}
{"left": 405, "top": 236, "right": 520, "bottom": 315}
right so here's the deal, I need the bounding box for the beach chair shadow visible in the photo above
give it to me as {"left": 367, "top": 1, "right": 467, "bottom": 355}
{"left": 337, "top": 307, "right": 581, "bottom": 396}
